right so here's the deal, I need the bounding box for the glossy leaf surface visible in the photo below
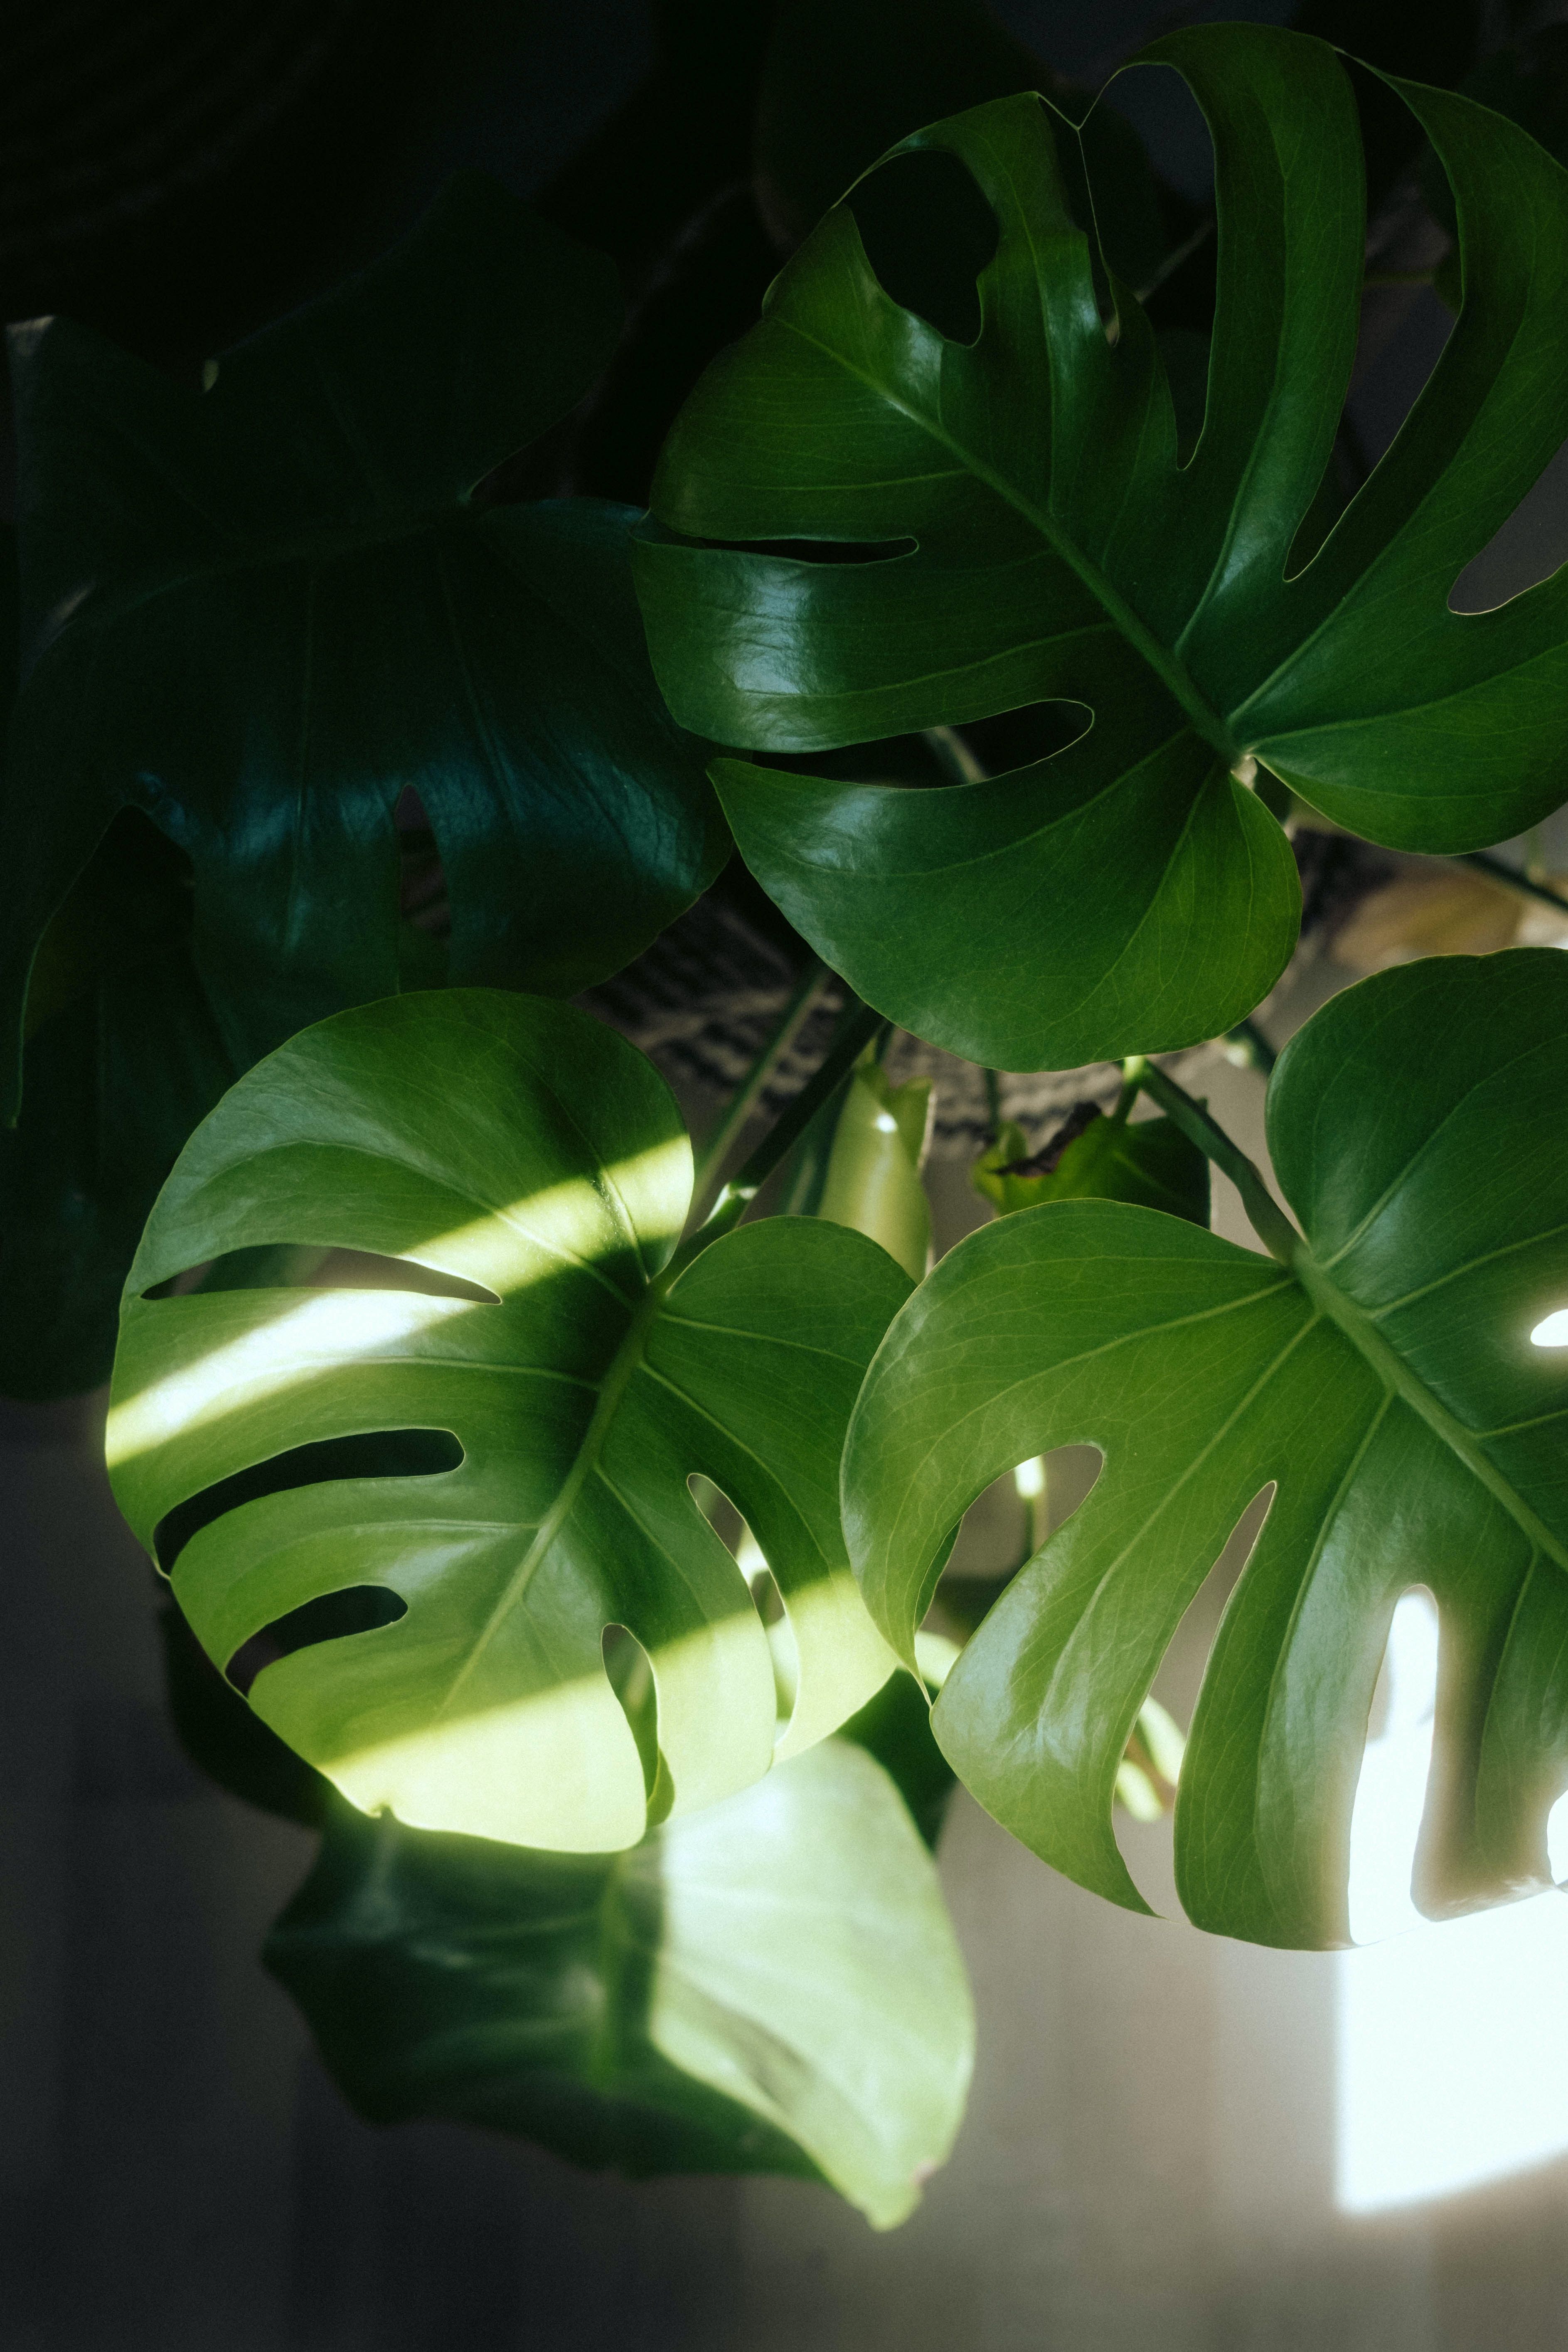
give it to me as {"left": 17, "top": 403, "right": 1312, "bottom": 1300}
{"left": 267, "top": 1738, "right": 973, "bottom": 2229}
{"left": 845, "top": 953, "right": 1568, "bottom": 1948}
{"left": 638, "top": 25, "right": 1568, "bottom": 1068}
{"left": 109, "top": 992, "right": 906, "bottom": 1853}
{"left": 973, "top": 1105, "right": 1209, "bottom": 1224}
{"left": 2, "top": 173, "right": 725, "bottom": 1128}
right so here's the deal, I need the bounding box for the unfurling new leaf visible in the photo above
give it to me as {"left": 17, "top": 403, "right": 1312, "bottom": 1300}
{"left": 973, "top": 1103, "right": 1209, "bottom": 1225}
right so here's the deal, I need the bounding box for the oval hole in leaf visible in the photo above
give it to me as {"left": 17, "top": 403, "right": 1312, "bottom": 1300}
{"left": 155, "top": 1427, "right": 464, "bottom": 1572}
{"left": 847, "top": 147, "right": 998, "bottom": 345}
{"left": 688, "top": 1473, "right": 800, "bottom": 1734}
{"left": 226, "top": 1584, "right": 409, "bottom": 1698}
{"left": 1450, "top": 436, "right": 1568, "bottom": 615}
{"left": 603, "top": 1622, "right": 672, "bottom": 1818}
{"left": 960, "top": 700, "right": 1093, "bottom": 772}
{"left": 1288, "top": 282, "right": 1454, "bottom": 581}
{"left": 1347, "top": 1585, "right": 1438, "bottom": 1946}
{"left": 1112, "top": 1481, "right": 1274, "bottom": 1907}
{"left": 932, "top": 1444, "right": 1103, "bottom": 1642}
{"left": 1100, "top": 58, "right": 1215, "bottom": 207}
{"left": 678, "top": 531, "right": 917, "bottom": 566}
{"left": 395, "top": 785, "right": 450, "bottom": 940}
{"left": 143, "top": 1246, "right": 498, "bottom": 1304}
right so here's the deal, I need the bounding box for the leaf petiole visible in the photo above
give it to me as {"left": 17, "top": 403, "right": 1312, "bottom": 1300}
{"left": 1221, "top": 1016, "right": 1277, "bottom": 1075}
{"left": 678, "top": 996, "right": 888, "bottom": 1265}
{"left": 1459, "top": 850, "right": 1568, "bottom": 921}
{"left": 689, "top": 957, "right": 830, "bottom": 1222}
{"left": 923, "top": 726, "right": 987, "bottom": 786}
{"left": 1120, "top": 1057, "right": 1302, "bottom": 1268}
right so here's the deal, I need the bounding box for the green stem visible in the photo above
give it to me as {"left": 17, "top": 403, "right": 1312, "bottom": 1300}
{"left": 924, "top": 725, "right": 987, "bottom": 785}
{"left": 982, "top": 1066, "right": 1004, "bottom": 1140}
{"left": 1459, "top": 851, "right": 1568, "bottom": 920}
{"left": 1222, "top": 1016, "right": 1278, "bottom": 1075}
{"left": 689, "top": 958, "right": 828, "bottom": 1222}
{"left": 1122, "top": 1057, "right": 1302, "bottom": 1268}
{"left": 1134, "top": 215, "right": 1213, "bottom": 304}
{"left": 1125, "top": 1057, "right": 1568, "bottom": 1583}
{"left": 676, "top": 997, "right": 887, "bottom": 1264}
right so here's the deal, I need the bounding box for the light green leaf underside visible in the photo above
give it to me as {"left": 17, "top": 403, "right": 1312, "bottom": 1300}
{"left": 267, "top": 1739, "right": 975, "bottom": 2228}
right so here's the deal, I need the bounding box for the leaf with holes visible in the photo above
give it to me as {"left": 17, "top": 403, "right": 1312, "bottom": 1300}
{"left": 265, "top": 1737, "right": 972, "bottom": 2227}
{"left": 844, "top": 951, "right": 1568, "bottom": 1949}
{"left": 635, "top": 24, "right": 1568, "bottom": 1069}
{"left": 0, "top": 177, "right": 727, "bottom": 1397}
{"left": 108, "top": 991, "right": 908, "bottom": 1853}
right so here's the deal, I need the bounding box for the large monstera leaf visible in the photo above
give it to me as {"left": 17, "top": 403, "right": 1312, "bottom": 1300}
{"left": 635, "top": 25, "right": 1568, "bottom": 1070}
{"left": 844, "top": 952, "right": 1568, "bottom": 1949}
{"left": 108, "top": 991, "right": 907, "bottom": 1853}
{"left": 266, "top": 1739, "right": 973, "bottom": 2229}
{"left": 0, "top": 176, "right": 725, "bottom": 1396}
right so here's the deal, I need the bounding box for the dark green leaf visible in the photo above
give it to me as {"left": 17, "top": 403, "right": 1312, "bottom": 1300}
{"left": 266, "top": 1737, "right": 972, "bottom": 2228}
{"left": 2, "top": 175, "right": 726, "bottom": 1127}
{"left": 973, "top": 1105, "right": 1209, "bottom": 1224}
{"left": 108, "top": 991, "right": 908, "bottom": 1853}
{"left": 844, "top": 951, "right": 1568, "bottom": 1949}
{"left": 637, "top": 25, "right": 1568, "bottom": 1069}
{"left": 0, "top": 813, "right": 239, "bottom": 1398}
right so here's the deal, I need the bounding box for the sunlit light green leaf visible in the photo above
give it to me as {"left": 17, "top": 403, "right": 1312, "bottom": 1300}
{"left": 109, "top": 991, "right": 908, "bottom": 1853}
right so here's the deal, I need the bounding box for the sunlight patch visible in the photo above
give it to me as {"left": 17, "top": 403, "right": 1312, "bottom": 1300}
{"left": 106, "top": 1139, "right": 689, "bottom": 1469}
{"left": 1337, "top": 1590, "right": 1568, "bottom": 2212}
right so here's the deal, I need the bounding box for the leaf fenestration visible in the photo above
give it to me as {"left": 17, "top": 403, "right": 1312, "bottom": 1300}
{"left": 109, "top": 991, "right": 906, "bottom": 1854}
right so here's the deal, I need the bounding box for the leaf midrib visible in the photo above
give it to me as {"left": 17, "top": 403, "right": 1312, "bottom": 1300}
{"left": 431, "top": 1271, "right": 668, "bottom": 1720}
{"left": 776, "top": 312, "right": 1242, "bottom": 769}
{"left": 1288, "top": 1240, "right": 1568, "bottom": 1577}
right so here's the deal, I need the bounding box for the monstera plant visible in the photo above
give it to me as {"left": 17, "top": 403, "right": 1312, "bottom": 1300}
{"left": 14, "top": 0, "right": 1568, "bottom": 2231}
